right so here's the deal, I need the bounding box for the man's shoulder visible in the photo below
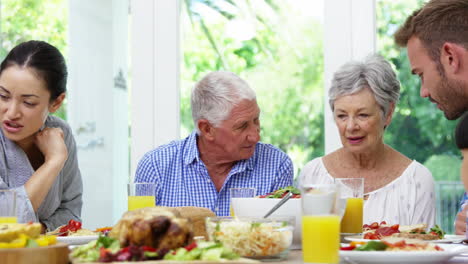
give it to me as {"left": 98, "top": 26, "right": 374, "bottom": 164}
{"left": 140, "top": 135, "right": 194, "bottom": 164}
{"left": 254, "top": 142, "right": 290, "bottom": 160}
{"left": 143, "top": 138, "right": 186, "bottom": 159}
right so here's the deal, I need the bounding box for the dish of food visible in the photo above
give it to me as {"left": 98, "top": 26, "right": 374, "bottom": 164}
{"left": 256, "top": 186, "right": 301, "bottom": 198}
{"left": 70, "top": 235, "right": 248, "bottom": 263}
{"left": 340, "top": 242, "right": 468, "bottom": 264}
{"left": 56, "top": 235, "right": 98, "bottom": 246}
{"left": 0, "top": 222, "right": 57, "bottom": 248}
{"left": 205, "top": 216, "right": 293, "bottom": 260}
{"left": 46, "top": 219, "right": 96, "bottom": 237}
{"left": 345, "top": 234, "right": 466, "bottom": 244}
{"left": 230, "top": 196, "right": 302, "bottom": 250}
{"left": 361, "top": 221, "right": 445, "bottom": 240}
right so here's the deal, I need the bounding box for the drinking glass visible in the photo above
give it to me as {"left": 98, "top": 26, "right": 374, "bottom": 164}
{"left": 301, "top": 184, "right": 340, "bottom": 264}
{"left": 127, "top": 183, "right": 156, "bottom": 211}
{"left": 0, "top": 189, "right": 17, "bottom": 223}
{"left": 335, "top": 178, "right": 364, "bottom": 234}
{"left": 229, "top": 187, "right": 256, "bottom": 216}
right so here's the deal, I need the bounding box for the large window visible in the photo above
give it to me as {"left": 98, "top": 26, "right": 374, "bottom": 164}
{"left": 377, "top": 0, "right": 463, "bottom": 233}
{"left": 180, "top": 0, "right": 325, "bottom": 175}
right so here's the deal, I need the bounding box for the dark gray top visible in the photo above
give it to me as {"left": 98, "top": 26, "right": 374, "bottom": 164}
{"left": 0, "top": 115, "right": 82, "bottom": 231}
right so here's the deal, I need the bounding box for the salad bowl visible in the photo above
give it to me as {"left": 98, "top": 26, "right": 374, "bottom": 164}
{"left": 205, "top": 216, "right": 294, "bottom": 261}
{"left": 231, "top": 187, "right": 302, "bottom": 249}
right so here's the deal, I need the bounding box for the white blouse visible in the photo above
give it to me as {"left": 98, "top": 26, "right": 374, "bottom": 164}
{"left": 299, "top": 158, "right": 436, "bottom": 227}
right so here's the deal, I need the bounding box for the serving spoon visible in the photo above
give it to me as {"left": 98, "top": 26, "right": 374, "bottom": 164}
{"left": 263, "top": 191, "right": 293, "bottom": 218}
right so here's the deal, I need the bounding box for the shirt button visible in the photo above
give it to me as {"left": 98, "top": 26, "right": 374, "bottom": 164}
{"left": 206, "top": 179, "right": 210, "bottom": 183}
{"left": 215, "top": 207, "right": 219, "bottom": 211}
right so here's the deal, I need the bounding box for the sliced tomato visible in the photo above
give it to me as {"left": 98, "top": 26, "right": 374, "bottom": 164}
{"left": 340, "top": 245, "right": 356, "bottom": 251}
{"left": 184, "top": 242, "right": 197, "bottom": 251}
{"left": 142, "top": 246, "right": 157, "bottom": 252}
{"left": 100, "top": 247, "right": 109, "bottom": 258}
{"left": 370, "top": 222, "right": 379, "bottom": 229}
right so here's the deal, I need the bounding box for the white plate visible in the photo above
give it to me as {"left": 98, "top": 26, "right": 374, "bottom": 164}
{"left": 340, "top": 244, "right": 468, "bottom": 264}
{"left": 56, "top": 235, "right": 98, "bottom": 245}
{"left": 344, "top": 234, "right": 466, "bottom": 243}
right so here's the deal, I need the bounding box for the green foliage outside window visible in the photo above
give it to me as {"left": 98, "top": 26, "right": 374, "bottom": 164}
{"left": 181, "top": 0, "right": 324, "bottom": 175}
{"left": 376, "top": 0, "right": 461, "bottom": 180}
{"left": 182, "top": 0, "right": 463, "bottom": 232}
{"left": 377, "top": 0, "right": 463, "bottom": 234}
{"left": 0, "top": 0, "right": 67, "bottom": 119}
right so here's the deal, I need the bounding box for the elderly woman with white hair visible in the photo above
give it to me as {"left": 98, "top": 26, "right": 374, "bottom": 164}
{"left": 135, "top": 71, "right": 293, "bottom": 216}
{"left": 300, "top": 54, "right": 436, "bottom": 227}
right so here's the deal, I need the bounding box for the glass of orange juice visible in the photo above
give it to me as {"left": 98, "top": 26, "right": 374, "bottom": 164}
{"left": 0, "top": 189, "right": 17, "bottom": 223}
{"left": 301, "top": 184, "right": 340, "bottom": 264}
{"left": 335, "top": 178, "right": 364, "bottom": 234}
{"left": 229, "top": 187, "right": 256, "bottom": 216}
{"left": 127, "top": 183, "right": 156, "bottom": 211}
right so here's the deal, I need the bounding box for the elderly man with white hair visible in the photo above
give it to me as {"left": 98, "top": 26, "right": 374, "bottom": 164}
{"left": 135, "top": 71, "right": 293, "bottom": 216}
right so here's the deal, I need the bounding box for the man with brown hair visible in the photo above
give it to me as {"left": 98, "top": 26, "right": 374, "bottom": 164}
{"left": 394, "top": 0, "right": 468, "bottom": 121}
{"left": 394, "top": 0, "right": 468, "bottom": 236}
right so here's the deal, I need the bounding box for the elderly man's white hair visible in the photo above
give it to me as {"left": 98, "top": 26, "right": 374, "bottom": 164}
{"left": 191, "top": 71, "right": 256, "bottom": 134}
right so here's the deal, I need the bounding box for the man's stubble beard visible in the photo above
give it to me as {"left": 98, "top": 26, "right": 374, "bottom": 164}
{"left": 438, "top": 74, "right": 468, "bottom": 120}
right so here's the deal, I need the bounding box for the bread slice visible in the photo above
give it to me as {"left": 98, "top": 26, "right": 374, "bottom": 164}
{"left": 398, "top": 223, "right": 427, "bottom": 233}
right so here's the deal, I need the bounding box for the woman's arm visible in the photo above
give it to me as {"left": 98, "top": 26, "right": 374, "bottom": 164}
{"left": 24, "top": 127, "right": 68, "bottom": 212}
{"left": 40, "top": 124, "right": 83, "bottom": 231}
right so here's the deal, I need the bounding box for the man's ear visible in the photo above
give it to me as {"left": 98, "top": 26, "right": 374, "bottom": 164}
{"left": 197, "top": 119, "right": 215, "bottom": 141}
{"left": 441, "top": 42, "right": 463, "bottom": 75}
{"left": 49, "top": 93, "right": 65, "bottom": 113}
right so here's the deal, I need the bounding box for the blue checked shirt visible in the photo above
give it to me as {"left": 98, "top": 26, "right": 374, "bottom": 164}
{"left": 135, "top": 131, "right": 294, "bottom": 216}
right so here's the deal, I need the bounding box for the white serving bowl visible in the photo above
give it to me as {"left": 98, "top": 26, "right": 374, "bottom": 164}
{"left": 231, "top": 197, "right": 302, "bottom": 249}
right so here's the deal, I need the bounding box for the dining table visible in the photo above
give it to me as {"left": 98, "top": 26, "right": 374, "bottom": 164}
{"left": 262, "top": 249, "right": 468, "bottom": 264}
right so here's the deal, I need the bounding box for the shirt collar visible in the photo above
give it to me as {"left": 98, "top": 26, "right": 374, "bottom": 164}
{"left": 183, "top": 131, "right": 201, "bottom": 165}
{"left": 183, "top": 131, "right": 257, "bottom": 171}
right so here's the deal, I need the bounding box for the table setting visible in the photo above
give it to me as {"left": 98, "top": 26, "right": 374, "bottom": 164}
{"left": 2, "top": 182, "right": 468, "bottom": 264}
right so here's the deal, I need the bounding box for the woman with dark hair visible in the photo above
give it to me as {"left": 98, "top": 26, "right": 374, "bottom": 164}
{"left": 0, "top": 40, "right": 82, "bottom": 232}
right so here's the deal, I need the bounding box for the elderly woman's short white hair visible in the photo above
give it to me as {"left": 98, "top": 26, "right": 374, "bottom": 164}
{"left": 329, "top": 54, "right": 400, "bottom": 119}
{"left": 191, "top": 71, "right": 256, "bottom": 133}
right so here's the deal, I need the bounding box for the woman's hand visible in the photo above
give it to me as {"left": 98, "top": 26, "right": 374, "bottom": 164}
{"left": 25, "top": 127, "right": 69, "bottom": 211}
{"left": 34, "top": 127, "right": 68, "bottom": 165}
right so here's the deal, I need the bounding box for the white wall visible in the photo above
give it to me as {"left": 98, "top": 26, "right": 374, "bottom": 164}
{"left": 323, "top": 0, "right": 376, "bottom": 154}
{"left": 130, "top": 0, "right": 180, "bottom": 179}
{"left": 129, "top": 0, "right": 376, "bottom": 167}
{"left": 68, "top": 0, "right": 128, "bottom": 228}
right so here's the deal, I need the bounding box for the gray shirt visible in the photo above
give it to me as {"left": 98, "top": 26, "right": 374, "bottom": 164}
{"left": 0, "top": 115, "right": 83, "bottom": 231}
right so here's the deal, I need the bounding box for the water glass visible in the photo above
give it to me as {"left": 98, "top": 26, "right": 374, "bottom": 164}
{"left": 335, "top": 178, "right": 364, "bottom": 234}
{"left": 229, "top": 187, "right": 256, "bottom": 216}
{"left": 127, "top": 183, "right": 156, "bottom": 211}
{"left": 0, "top": 189, "right": 17, "bottom": 223}
{"left": 301, "top": 184, "right": 340, "bottom": 264}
